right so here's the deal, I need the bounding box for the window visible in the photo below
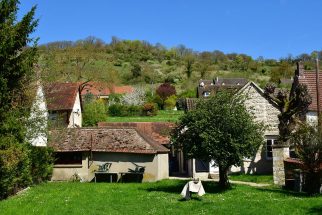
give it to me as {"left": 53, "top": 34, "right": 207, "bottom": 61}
{"left": 203, "top": 91, "right": 211, "bottom": 97}
{"left": 195, "top": 159, "right": 209, "bottom": 172}
{"left": 266, "top": 139, "right": 276, "bottom": 159}
{"left": 54, "top": 152, "right": 82, "bottom": 165}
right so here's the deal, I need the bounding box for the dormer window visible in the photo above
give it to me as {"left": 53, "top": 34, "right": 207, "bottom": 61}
{"left": 203, "top": 91, "right": 211, "bottom": 97}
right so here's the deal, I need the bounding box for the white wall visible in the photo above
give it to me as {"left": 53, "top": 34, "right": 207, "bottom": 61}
{"left": 68, "top": 91, "right": 82, "bottom": 128}
{"left": 29, "top": 85, "right": 48, "bottom": 146}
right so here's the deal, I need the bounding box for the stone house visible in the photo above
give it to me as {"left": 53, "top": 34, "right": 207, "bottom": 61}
{"left": 178, "top": 80, "right": 280, "bottom": 179}
{"left": 49, "top": 125, "right": 169, "bottom": 182}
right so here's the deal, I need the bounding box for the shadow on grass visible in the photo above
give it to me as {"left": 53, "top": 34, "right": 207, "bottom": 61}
{"left": 143, "top": 180, "right": 231, "bottom": 195}
{"left": 307, "top": 205, "right": 322, "bottom": 214}
{"left": 254, "top": 186, "right": 311, "bottom": 198}
{"left": 178, "top": 196, "right": 203, "bottom": 202}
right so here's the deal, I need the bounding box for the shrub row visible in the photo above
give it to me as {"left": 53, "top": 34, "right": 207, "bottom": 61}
{"left": 0, "top": 139, "right": 53, "bottom": 200}
{"left": 108, "top": 103, "right": 158, "bottom": 117}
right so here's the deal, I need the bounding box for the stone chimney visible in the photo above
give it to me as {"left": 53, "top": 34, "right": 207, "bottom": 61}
{"left": 295, "top": 61, "right": 304, "bottom": 78}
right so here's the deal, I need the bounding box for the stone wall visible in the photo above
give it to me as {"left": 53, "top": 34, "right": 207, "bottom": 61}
{"left": 242, "top": 83, "right": 279, "bottom": 136}
{"left": 273, "top": 146, "right": 289, "bottom": 185}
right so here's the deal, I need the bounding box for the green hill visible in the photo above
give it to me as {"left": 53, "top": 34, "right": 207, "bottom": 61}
{"left": 38, "top": 36, "right": 312, "bottom": 94}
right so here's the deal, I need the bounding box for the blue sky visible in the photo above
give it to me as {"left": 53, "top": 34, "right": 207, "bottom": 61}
{"left": 18, "top": 0, "right": 322, "bottom": 59}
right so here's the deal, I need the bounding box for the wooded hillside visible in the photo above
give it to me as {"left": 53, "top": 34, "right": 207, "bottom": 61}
{"left": 38, "top": 36, "right": 322, "bottom": 94}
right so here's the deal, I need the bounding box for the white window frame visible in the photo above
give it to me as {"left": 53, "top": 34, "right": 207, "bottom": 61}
{"left": 266, "top": 139, "right": 276, "bottom": 160}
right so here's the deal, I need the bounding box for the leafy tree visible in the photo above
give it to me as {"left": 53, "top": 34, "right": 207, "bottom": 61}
{"left": 131, "top": 63, "right": 142, "bottom": 78}
{"left": 291, "top": 123, "right": 322, "bottom": 195}
{"left": 264, "top": 63, "right": 312, "bottom": 146}
{"left": 83, "top": 100, "right": 108, "bottom": 126}
{"left": 184, "top": 54, "right": 195, "bottom": 78}
{"left": 120, "top": 86, "right": 146, "bottom": 106}
{"left": 156, "top": 83, "right": 176, "bottom": 109}
{"left": 0, "top": 0, "right": 53, "bottom": 199}
{"left": 171, "top": 92, "right": 264, "bottom": 188}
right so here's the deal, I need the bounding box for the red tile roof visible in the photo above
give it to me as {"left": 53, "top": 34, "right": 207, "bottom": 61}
{"left": 299, "top": 71, "right": 322, "bottom": 111}
{"left": 80, "top": 82, "right": 134, "bottom": 96}
{"left": 44, "top": 83, "right": 80, "bottom": 111}
{"left": 97, "top": 122, "right": 174, "bottom": 145}
{"left": 48, "top": 128, "right": 169, "bottom": 154}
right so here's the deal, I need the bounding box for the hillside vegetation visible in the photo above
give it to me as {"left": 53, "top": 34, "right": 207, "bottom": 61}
{"left": 37, "top": 36, "right": 321, "bottom": 93}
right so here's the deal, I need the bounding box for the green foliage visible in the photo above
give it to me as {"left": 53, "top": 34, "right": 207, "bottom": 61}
{"left": 0, "top": 0, "right": 53, "bottom": 200}
{"left": 175, "top": 98, "right": 186, "bottom": 111}
{"left": 264, "top": 64, "right": 312, "bottom": 145}
{"left": 108, "top": 104, "right": 125, "bottom": 117}
{"left": 179, "top": 88, "right": 197, "bottom": 98}
{"left": 131, "top": 63, "right": 142, "bottom": 78}
{"left": 172, "top": 91, "right": 264, "bottom": 188}
{"left": 156, "top": 83, "right": 176, "bottom": 110}
{"left": 83, "top": 100, "right": 108, "bottom": 126}
{"left": 108, "top": 104, "right": 142, "bottom": 117}
{"left": 164, "top": 95, "right": 177, "bottom": 110}
{"left": 0, "top": 138, "right": 31, "bottom": 199}
{"left": 142, "top": 102, "right": 158, "bottom": 116}
{"left": 269, "top": 61, "right": 294, "bottom": 83}
{"left": 28, "top": 145, "right": 54, "bottom": 184}
{"left": 291, "top": 123, "right": 322, "bottom": 195}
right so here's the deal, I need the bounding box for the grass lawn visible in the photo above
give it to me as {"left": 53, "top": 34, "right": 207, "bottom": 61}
{"left": 229, "top": 173, "right": 273, "bottom": 184}
{"left": 1, "top": 180, "right": 321, "bottom": 215}
{"left": 106, "top": 110, "right": 184, "bottom": 123}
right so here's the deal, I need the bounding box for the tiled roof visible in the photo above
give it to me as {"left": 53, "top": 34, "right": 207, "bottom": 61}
{"left": 80, "top": 82, "right": 134, "bottom": 96}
{"left": 197, "top": 78, "right": 248, "bottom": 98}
{"left": 44, "top": 83, "right": 80, "bottom": 111}
{"left": 97, "top": 122, "right": 174, "bottom": 145}
{"left": 299, "top": 71, "right": 322, "bottom": 111}
{"left": 215, "top": 77, "right": 248, "bottom": 87}
{"left": 49, "top": 128, "right": 169, "bottom": 154}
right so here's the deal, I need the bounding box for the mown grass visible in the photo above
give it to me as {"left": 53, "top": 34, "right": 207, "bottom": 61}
{"left": 106, "top": 110, "right": 184, "bottom": 123}
{"left": 1, "top": 180, "right": 321, "bottom": 215}
{"left": 229, "top": 173, "right": 273, "bottom": 184}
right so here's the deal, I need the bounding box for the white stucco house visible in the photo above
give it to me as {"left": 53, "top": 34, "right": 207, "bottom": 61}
{"left": 29, "top": 82, "right": 83, "bottom": 147}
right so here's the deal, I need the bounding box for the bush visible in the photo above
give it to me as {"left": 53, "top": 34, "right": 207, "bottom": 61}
{"left": 83, "top": 100, "right": 108, "bottom": 126}
{"left": 142, "top": 103, "right": 158, "bottom": 116}
{"left": 0, "top": 138, "right": 31, "bottom": 199}
{"left": 156, "top": 83, "right": 176, "bottom": 100}
{"left": 108, "top": 104, "right": 142, "bottom": 117}
{"left": 126, "top": 105, "right": 142, "bottom": 116}
{"left": 28, "top": 145, "right": 54, "bottom": 184}
{"left": 156, "top": 83, "right": 176, "bottom": 110}
{"left": 176, "top": 98, "right": 186, "bottom": 110}
{"left": 165, "top": 95, "right": 177, "bottom": 110}
{"left": 108, "top": 104, "right": 125, "bottom": 116}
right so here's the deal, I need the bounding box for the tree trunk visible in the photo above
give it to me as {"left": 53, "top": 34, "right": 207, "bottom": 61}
{"left": 219, "top": 165, "right": 230, "bottom": 189}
